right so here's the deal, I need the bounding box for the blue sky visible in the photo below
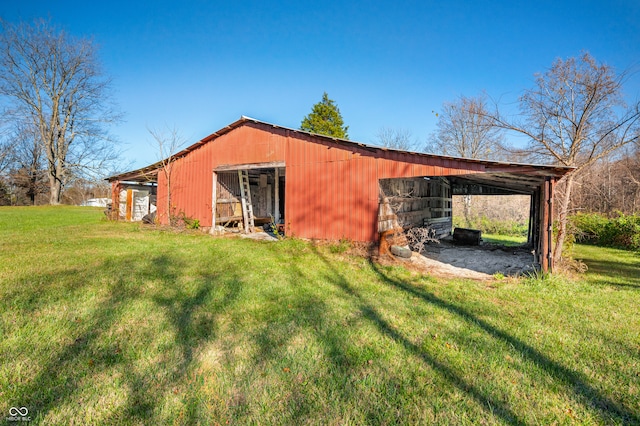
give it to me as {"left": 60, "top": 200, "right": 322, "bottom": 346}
{"left": 2, "top": 0, "right": 639, "bottom": 170}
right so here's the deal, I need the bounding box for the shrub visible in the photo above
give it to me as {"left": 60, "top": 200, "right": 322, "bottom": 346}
{"left": 570, "top": 213, "right": 609, "bottom": 243}
{"left": 604, "top": 214, "right": 640, "bottom": 250}
{"left": 186, "top": 218, "right": 200, "bottom": 230}
{"left": 570, "top": 212, "right": 640, "bottom": 251}
{"left": 170, "top": 211, "right": 200, "bottom": 230}
{"left": 452, "top": 215, "right": 527, "bottom": 237}
{"left": 329, "top": 238, "right": 351, "bottom": 254}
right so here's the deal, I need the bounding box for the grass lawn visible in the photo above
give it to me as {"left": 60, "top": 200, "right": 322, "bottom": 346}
{"left": 1, "top": 206, "right": 639, "bottom": 425}
{"left": 482, "top": 233, "right": 527, "bottom": 246}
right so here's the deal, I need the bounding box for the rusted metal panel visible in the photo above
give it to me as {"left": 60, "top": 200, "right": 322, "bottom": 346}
{"left": 282, "top": 136, "right": 376, "bottom": 241}
{"left": 336, "top": 160, "right": 351, "bottom": 239}
{"left": 284, "top": 135, "right": 304, "bottom": 237}
{"left": 350, "top": 158, "right": 361, "bottom": 241}
{"left": 376, "top": 154, "right": 483, "bottom": 180}
{"left": 365, "top": 159, "right": 381, "bottom": 242}
{"left": 340, "top": 159, "right": 351, "bottom": 239}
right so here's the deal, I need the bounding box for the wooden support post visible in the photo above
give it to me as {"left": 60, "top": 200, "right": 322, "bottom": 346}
{"left": 126, "top": 189, "right": 133, "bottom": 221}
{"left": 541, "top": 178, "right": 552, "bottom": 273}
{"left": 532, "top": 189, "right": 540, "bottom": 257}
{"left": 527, "top": 194, "right": 534, "bottom": 246}
{"left": 210, "top": 171, "right": 218, "bottom": 234}
{"left": 547, "top": 178, "right": 554, "bottom": 273}
{"left": 111, "top": 181, "right": 121, "bottom": 220}
{"left": 266, "top": 184, "right": 272, "bottom": 216}
{"left": 274, "top": 167, "right": 280, "bottom": 223}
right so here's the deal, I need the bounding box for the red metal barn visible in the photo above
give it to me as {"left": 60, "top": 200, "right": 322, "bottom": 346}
{"left": 107, "top": 117, "right": 573, "bottom": 272}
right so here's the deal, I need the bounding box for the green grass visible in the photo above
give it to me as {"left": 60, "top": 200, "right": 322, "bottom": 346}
{"left": 571, "top": 244, "right": 640, "bottom": 289}
{"left": 453, "top": 215, "right": 528, "bottom": 238}
{"left": 482, "top": 233, "right": 528, "bottom": 246}
{"left": 0, "top": 206, "right": 639, "bottom": 425}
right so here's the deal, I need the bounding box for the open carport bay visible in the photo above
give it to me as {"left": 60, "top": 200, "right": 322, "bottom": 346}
{"left": 409, "top": 239, "right": 536, "bottom": 280}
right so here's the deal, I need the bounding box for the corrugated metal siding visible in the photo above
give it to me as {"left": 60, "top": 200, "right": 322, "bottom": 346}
{"left": 157, "top": 122, "right": 493, "bottom": 241}
{"left": 157, "top": 124, "right": 287, "bottom": 226}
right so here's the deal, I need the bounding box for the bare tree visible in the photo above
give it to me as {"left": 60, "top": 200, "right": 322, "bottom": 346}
{"left": 426, "top": 95, "right": 506, "bottom": 225}
{"left": 62, "top": 177, "right": 110, "bottom": 205}
{"left": 374, "top": 127, "right": 416, "bottom": 150}
{"left": 571, "top": 147, "right": 640, "bottom": 214}
{"left": 0, "top": 140, "right": 11, "bottom": 175}
{"left": 0, "top": 138, "right": 13, "bottom": 205}
{"left": 485, "top": 53, "right": 640, "bottom": 262}
{"left": 426, "top": 94, "right": 504, "bottom": 160}
{"left": 9, "top": 123, "right": 48, "bottom": 204}
{"left": 0, "top": 19, "right": 121, "bottom": 204}
{"left": 148, "top": 125, "right": 186, "bottom": 225}
{"left": 620, "top": 148, "right": 640, "bottom": 206}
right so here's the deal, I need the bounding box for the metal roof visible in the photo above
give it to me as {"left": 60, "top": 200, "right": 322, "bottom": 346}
{"left": 106, "top": 116, "right": 574, "bottom": 182}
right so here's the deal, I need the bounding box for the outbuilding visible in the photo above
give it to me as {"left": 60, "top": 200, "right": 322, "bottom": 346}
{"left": 107, "top": 117, "right": 573, "bottom": 272}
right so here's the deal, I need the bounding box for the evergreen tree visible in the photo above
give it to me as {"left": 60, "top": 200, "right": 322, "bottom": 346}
{"left": 300, "top": 92, "right": 349, "bottom": 139}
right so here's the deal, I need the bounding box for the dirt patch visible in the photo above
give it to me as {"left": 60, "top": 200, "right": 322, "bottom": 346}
{"left": 408, "top": 240, "right": 537, "bottom": 280}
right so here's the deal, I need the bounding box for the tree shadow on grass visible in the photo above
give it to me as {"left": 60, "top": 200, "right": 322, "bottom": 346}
{"left": 110, "top": 254, "right": 242, "bottom": 424}
{"left": 6, "top": 253, "right": 241, "bottom": 424}
{"left": 308, "top": 245, "right": 528, "bottom": 426}
{"left": 243, "top": 243, "right": 414, "bottom": 424}
{"left": 240, "top": 254, "right": 353, "bottom": 422}
{"left": 366, "top": 258, "right": 640, "bottom": 425}
{"left": 5, "top": 259, "right": 139, "bottom": 423}
{"left": 149, "top": 255, "right": 241, "bottom": 377}
{"left": 577, "top": 257, "right": 640, "bottom": 289}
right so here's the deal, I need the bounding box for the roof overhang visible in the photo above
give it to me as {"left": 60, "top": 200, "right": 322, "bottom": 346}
{"left": 449, "top": 164, "right": 569, "bottom": 195}
{"left": 450, "top": 174, "right": 549, "bottom": 195}
{"left": 107, "top": 165, "right": 159, "bottom": 183}
{"left": 106, "top": 116, "right": 575, "bottom": 185}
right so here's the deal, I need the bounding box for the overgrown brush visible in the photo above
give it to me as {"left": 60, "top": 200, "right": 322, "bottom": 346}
{"left": 406, "top": 226, "right": 439, "bottom": 253}
{"left": 570, "top": 212, "right": 640, "bottom": 251}
{"left": 453, "top": 215, "right": 527, "bottom": 237}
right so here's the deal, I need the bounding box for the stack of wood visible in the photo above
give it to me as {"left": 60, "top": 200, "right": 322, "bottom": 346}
{"left": 423, "top": 216, "right": 452, "bottom": 239}
{"left": 378, "top": 177, "right": 452, "bottom": 239}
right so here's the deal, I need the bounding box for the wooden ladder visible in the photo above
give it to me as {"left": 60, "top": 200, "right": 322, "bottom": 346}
{"left": 238, "top": 170, "right": 255, "bottom": 233}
